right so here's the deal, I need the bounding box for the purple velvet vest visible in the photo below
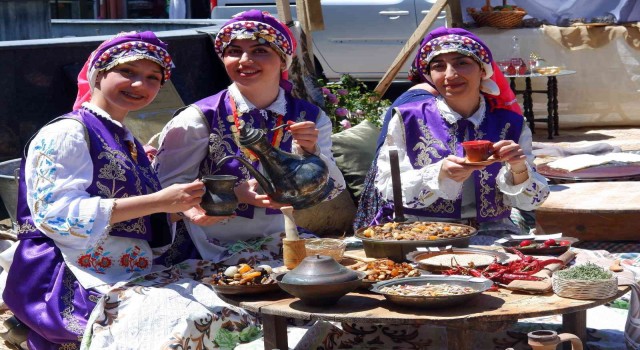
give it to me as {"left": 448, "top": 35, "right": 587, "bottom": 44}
{"left": 15, "top": 108, "right": 161, "bottom": 241}
{"left": 395, "top": 98, "right": 524, "bottom": 222}
{"left": 191, "top": 89, "right": 320, "bottom": 218}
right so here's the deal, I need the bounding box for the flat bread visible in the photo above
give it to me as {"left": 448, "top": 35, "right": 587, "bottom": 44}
{"left": 419, "top": 253, "right": 495, "bottom": 267}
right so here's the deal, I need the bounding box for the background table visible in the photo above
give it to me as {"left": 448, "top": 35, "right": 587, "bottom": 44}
{"left": 222, "top": 278, "right": 627, "bottom": 350}
{"left": 536, "top": 181, "right": 640, "bottom": 240}
{"left": 505, "top": 70, "right": 576, "bottom": 139}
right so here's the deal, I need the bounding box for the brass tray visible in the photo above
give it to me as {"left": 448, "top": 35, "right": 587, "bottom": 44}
{"left": 355, "top": 222, "right": 477, "bottom": 262}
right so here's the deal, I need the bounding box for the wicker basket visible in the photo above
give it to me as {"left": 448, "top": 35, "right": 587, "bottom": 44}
{"left": 552, "top": 273, "right": 618, "bottom": 300}
{"left": 470, "top": 11, "right": 527, "bottom": 29}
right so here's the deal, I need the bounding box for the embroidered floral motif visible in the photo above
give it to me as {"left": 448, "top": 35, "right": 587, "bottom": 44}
{"left": 77, "top": 245, "right": 113, "bottom": 274}
{"left": 61, "top": 268, "right": 85, "bottom": 339}
{"left": 93, "top": 40, "right": 172, "bottom": 82}
{"left": 31, "top": 138, "right": 93, "bottom": 238}
{"left": 412, "top": 118, "right": 446, "bottom": 167}
{"left": 119, "top": 245, "right": 150, "bottom": 273}
{"left": 214, "top": 18, "right": 292, "bottom": 58}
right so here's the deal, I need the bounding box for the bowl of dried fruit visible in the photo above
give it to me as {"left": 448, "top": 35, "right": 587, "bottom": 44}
{"left": 203, "top": 263, "right": 281, "bottom": 295}
{"left": 355, "top": 221, "right": 477, "bottom": 262}
{"left": 342, "top": 257, "right": 422, "bottom": 289}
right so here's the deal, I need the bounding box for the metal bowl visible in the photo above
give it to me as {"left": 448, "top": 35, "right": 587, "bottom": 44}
{"left": 496, "top": 237, "right": 578, "bottom": 256}
{"left": 371, "top": 275, "right": 493, "bottom": 309}
{"left": 406, "top": 248, "right": 509, "bottom": 273}
{"left": 275, "top": 270, "right": 366, "bottom": 306}
{"left": 355, "top": 222, "right": 477, "bottom": 262}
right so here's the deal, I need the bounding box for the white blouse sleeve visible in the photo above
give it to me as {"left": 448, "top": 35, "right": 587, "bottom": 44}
{"left": 25, "top": 119, "right": 113, "bottom": 250}
{"left": 496, "top": 122, "right": 550, "bottom": 210}
{"left": 375, "top": 111, "right": 462, "bottom": 209}
{"left": 154, "top": 106, "right": 210, "bottom": 186}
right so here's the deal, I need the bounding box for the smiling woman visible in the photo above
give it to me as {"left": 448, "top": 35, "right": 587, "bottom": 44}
{"left": 355, "top": 26, "right": 550, "bottom": 244}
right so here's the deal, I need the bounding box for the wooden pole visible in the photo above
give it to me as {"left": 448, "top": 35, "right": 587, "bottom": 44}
{"left": 295, "top": 0, "right": 315, "bottom": 71}
{"left": 446, "top": 0, "right": 464, "bottom": 28}
{"left": 275, "top": 0, "right": 293, "bottom": 24}
{"left": 373, "top": 0, "right": 449, "bottom": 98}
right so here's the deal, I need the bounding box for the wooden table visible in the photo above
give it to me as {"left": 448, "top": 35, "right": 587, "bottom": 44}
{"left": 505, "top": 70, "right": 576, "bottom": 139}
{"left": 221, "top": 283, "right": 628, "bottom": 350}
{"left": 536, "top": 182, "right": 640, "bottom": 240}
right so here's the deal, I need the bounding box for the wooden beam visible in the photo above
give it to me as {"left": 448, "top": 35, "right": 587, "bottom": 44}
{"left": 275, "top": 0, "right": 293, "bottom": 24}
{"left": 373, "top": 0, "right": 449, "bottom": 98}
{"left": 295, "top": 0, "right": 315, "bottom": 71}
{"left": 446, "top": 0, "right": 464, "bottom": 28}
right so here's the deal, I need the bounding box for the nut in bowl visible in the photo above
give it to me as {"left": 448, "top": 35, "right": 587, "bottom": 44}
{"left": 305, "top": 238, "right": 346, "bottom": 262}
{"left": 371, "top": 275, "right": 493, "bottom": 309}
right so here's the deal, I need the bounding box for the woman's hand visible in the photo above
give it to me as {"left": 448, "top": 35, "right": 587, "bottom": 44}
{"left": 234, "top": 179, "right": 286, "bottom": 209}
{"left": 181, "top": 206, "right": 234, "bottom": 226}
{"left": 155, "top": 180, "right": 206, "bottom": 213}
{"left": 492, "top": 140, "right": 527, "bottom": 170}
{"left": 288, "top": 121, "right": 319, "bottom": 154}
{"left": 440, "top": 155, "right": 485, "bottom": 182}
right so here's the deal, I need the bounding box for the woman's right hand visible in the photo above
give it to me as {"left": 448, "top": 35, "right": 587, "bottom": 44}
{"left": 440, "top": 156, "right": 485, "bottom": 182}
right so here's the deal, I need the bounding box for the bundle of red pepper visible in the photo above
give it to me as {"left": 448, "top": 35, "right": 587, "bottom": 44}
{"left": 442, "top": 248, "right": 564, "bottom": 288}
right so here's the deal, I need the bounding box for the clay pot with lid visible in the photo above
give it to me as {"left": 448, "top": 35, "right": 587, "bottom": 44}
{"left": 275, "top": 255, "right": 365, "bottom": 306}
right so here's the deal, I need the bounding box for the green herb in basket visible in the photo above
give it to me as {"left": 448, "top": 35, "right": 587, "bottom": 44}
{"left": 556, "top": 263, "right": 613, "bottom": 280}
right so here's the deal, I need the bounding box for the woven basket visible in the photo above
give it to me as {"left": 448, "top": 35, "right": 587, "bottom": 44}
{"left": 552, "top": 273, "right": 618, "bottom": 300}
{"left": 470, "top": 11, "right": 527, "bottom": 29}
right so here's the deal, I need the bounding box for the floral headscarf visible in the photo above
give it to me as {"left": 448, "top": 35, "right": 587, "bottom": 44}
{"left": 73, "top": 31, "right": 173, "bottom": 110}
{"left": 214, "top": 9, "right": 296, "bottom": 82}
{"left": 412, "top": 27, "right": 521, "bottom": 114}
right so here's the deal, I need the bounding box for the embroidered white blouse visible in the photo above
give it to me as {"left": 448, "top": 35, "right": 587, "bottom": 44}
{"left": 376, "top": 96, "right": 549, "bottom": 219}
{"left": 24, "top": 103, "right": 162, "bottom": 292}
{"left": 154, "top": 84, "right": 346, "bottom": 262}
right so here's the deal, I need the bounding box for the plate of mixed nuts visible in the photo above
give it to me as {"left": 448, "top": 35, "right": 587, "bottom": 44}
{"left": 203, "top": 263, "right": 281, "bottom": 295}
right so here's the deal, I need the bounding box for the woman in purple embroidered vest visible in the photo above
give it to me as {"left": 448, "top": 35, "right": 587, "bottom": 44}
{"left": 357, "top": 27, "right": 549, "bottom": 244}
{"left": 1, "top": 32, "right": 207, "bottom": 349}
{"left": 154, "top": 10, "right": 346, "bottom": 266}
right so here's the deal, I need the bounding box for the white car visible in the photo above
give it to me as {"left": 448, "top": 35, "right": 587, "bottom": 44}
{"left": 211, "top": 0, "right": 447, "bottom": 81}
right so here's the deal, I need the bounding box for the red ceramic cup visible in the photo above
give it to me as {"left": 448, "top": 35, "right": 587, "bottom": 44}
{"left": 461, "top": 140, "right": 493, "bottom": 162}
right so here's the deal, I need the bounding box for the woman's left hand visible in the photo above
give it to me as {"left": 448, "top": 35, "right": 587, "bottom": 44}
{"left": 288, "top": 121, "right": 319, "bottom": 154}
{"left": 492, "top": 140, "right": 527, "bottom": 168}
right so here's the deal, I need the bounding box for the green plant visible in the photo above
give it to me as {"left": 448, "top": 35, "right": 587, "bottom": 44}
{"left": 319, "top": 74, "right": 391, "bottom": 133}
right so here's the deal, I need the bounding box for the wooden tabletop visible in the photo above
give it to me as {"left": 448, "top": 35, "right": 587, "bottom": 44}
{"left": 539, "top": 182, "right": 640, "bottom": 214}
{"left": 222, "top": 286, "right": 626, "bottom": 329}
{"left": 536, "top": 182, "right": 640, "bottom": 239}
{"left": 219, "top": 282, "right": 627, "bottom": 350}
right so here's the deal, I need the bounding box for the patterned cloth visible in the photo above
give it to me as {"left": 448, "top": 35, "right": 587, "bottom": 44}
{"left": 82, "top": 260, "right": 261, "bottom": 349}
